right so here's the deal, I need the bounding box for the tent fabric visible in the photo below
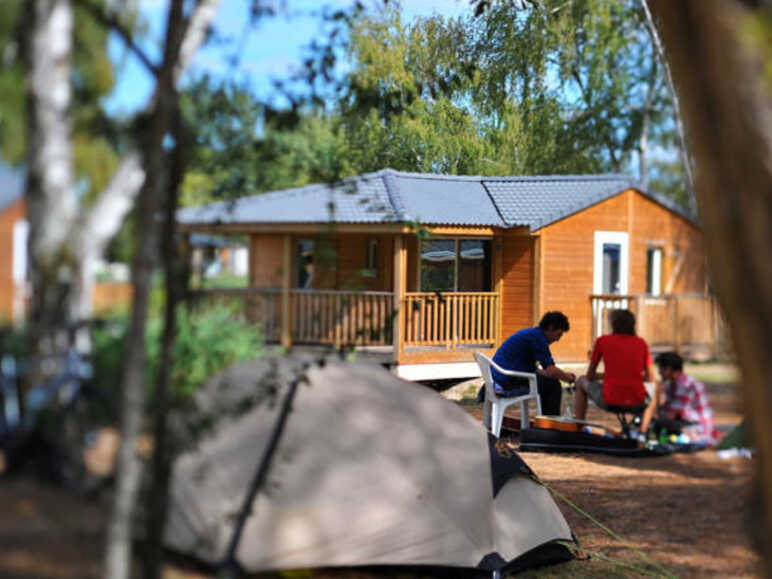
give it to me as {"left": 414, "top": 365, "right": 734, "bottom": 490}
{"left": 164, "top": 357, "right": 572, "bottom": 573}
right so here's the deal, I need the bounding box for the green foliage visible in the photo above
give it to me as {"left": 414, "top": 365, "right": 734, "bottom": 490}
{"left": 92, "top": 304, "right": 264, "bottom": 404}
{"left": 0, "top": 0, "right": 122, "bottom": 198}
{"left": 716, "top": 420, "right": 751, "bottom": 450}
{"left": 180, "top": 76, "right": 353, "bottom": 204}
{"left": 178, "top": 1, "right": 689, "bottom": 207}
{"left": 201, "top": 273, "right": 248, "bottom": 289}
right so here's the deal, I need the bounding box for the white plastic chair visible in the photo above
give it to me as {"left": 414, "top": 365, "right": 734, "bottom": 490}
{"left": 474, "top": 352, "right": 541, "bottom": 438}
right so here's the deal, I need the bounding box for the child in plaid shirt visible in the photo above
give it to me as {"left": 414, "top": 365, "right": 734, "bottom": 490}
{"left": 654, "top": 352, "right": 715, "bottom": 443}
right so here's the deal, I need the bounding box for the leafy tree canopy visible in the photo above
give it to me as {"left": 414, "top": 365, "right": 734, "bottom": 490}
{"left": 0, "top": 0, "right": 129, "bottom": 199}
{"left": 180, "top": 0, "right": 690, "bottom": 205}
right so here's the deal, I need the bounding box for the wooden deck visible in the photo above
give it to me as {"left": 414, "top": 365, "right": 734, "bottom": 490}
{"left": 590, "top": 293, "right": 719, "bottom": 359}
{"left": 190, "top": 288, "right": 719, "bottom": 378}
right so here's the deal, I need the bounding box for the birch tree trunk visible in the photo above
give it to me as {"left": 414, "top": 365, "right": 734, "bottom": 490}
{"left": 103, "top": 3, "right": 186, "bottom": 575}
{"left": 648, "top": 1, "right": 772, "bottom": 573}
{"left": 104, "top": 2, "right": 221, "bottom": 578}
{"left": 142, "top": 106, "right": 187, "bottom": 579}
{"left": 23, "top": 0, "right": 77, "bottom": 333}
{"left": 21, "top": 0, "right": 220, "bottom": 577}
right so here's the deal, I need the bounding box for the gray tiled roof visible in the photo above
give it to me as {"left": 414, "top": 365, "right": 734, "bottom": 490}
{"left": 483, "top": 174, "right": 636, "bottom": 229}
{"left": 0, "top": 164, "right": 24, "bottom": 213}
{"left": 178, "top": 168, "right": 696, "bottom": 231}
{"left": 177, "top": 173, "right": 397, "bottom": 225}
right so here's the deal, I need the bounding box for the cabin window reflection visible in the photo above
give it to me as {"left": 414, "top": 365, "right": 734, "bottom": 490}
{"left": 419, "top": 238, "right": 492, "bottom": 292}
{"left": 602, "top": 243, "right": 621, "bottom": 294}
{"left": 420, "top": 239, "right": 455, "bottom": 292}
{"left": 458, "top": 240, "right": 491, "bottom": 291}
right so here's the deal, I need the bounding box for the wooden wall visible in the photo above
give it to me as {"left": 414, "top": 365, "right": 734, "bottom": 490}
{"left": 539, "top": 189, "right": 707, "bottom": 362}
{"left": 336, "top": 234, "right": 393, "bottom": 291}
{"left": 0, "top": 199, "right": 25, "bottom": 324}
{"left": 249, "top": 234, "right": 284, "bottom": 288}
{"left": 499, "top": 231, "right": 535, "bottom": 343}
{"left": 628, "top": 193, "right": 706, "bottom": 295}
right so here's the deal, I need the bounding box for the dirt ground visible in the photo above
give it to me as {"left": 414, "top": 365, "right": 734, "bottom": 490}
{"left": 460, "top": 363, "right": 759, "bottom": 578}
{"left": 0, "top": 364, "right": 758, "bottom": 578}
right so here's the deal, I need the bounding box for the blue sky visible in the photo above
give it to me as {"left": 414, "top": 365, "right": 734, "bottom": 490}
{"left": 104, "top": 0, "right": 469, "bottom": 115}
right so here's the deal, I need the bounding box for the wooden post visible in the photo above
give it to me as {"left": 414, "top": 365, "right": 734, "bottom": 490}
{"left": 637, "top": 295, "right": 647, "bottom": 343}
{"left": 672, "top": 295, "right": 680, "bottom": 353}
{"left": 493, "top": 235, "right": 504, "bottom": 347}
{"left": 533, "top": 233, "right": 545, "bottom": 326}
{"left": 392, "top": 235, "right": 407, "bottom": 364}
{"left": 281, "top": 234, "right": 292, "bottom": 349}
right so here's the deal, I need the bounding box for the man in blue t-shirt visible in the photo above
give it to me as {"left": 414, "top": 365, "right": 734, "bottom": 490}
{"left": 483, "top": 311, "right": 576, "bottom": 416}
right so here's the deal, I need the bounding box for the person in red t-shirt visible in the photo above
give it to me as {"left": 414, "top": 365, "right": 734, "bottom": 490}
{"left": 574, "top": 309, "right": 659, "bottom": 434}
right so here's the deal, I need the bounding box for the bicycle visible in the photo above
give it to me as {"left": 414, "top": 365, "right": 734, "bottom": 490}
{"left": 0, "top": 337, "right": 117, "bottom": 497}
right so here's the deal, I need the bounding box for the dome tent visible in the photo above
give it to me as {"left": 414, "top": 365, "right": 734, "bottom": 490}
{"left": 164, "top": 356, "right": 574, "bottom": 576}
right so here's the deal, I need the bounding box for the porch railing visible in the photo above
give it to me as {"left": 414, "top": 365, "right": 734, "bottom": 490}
{"left": 190, "top": 288, "right": 394, "bottom": 346}
{"left": 403, "top": 292, "right": 499, "bottom": 349}
{"left": 191, "top": 288, "right": 500, "bottom": 351}
{"left": 290, "top": 289, "right": 393, "bottom": 345}
{"left": 590, "top": 293, "right": 718, "bottom": 351}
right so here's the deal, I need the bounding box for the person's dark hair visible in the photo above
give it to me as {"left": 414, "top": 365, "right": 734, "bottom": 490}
{"left": 539, "top": 311, "right": 569, "bottom": 332}
{"left": 610, "top": 309, "right": 636, "bottom": 335}
{"left": 655, "top": 351, "right": 683, "bottom": 372}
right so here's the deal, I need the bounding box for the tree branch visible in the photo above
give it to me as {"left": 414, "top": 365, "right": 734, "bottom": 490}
{"left": 77, "top": 151, "right": 144, "bottom": 256}
{"left": 77, "top": 0, "right": 223, "bottom": 262}
{"left": 640, "top": 0, "right": 696, "bottom": 212}
{"left": 74, "top": 0, "right": 159, "bottom": 76}
{"left": 571, "top": 66, "right": 620, "bottom": 168}
{"left": 174, "top": 0, "right": 221, "bottom": 84}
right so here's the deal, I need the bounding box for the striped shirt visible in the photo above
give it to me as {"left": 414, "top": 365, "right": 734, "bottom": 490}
{"left": 665, "top": 373, "right": 713, "bottom": 441}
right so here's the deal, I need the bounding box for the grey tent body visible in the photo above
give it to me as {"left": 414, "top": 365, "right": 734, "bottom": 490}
{"left": 164, "top": 357, "right": 572, "bottom": 573}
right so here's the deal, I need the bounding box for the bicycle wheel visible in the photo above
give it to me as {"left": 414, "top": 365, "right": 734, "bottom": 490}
{"left": 50, "top": 382, "right": 116, "bottom": 497}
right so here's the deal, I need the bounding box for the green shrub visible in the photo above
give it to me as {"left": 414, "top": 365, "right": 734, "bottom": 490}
{"left": 91, "top": 302, "right": 264, "bottom": 404}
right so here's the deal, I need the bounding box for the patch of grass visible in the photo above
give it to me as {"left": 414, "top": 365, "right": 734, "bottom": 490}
{"left": 683, "top": 362, "right": 738, "bottom": 384}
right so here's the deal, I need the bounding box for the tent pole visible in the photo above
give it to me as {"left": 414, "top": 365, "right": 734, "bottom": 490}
{"left": 217, "top": 362, "right": 308, "bottom": 577}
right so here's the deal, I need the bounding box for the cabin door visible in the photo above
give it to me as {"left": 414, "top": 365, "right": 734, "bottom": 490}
{"left": 593, "top": 231, "right": 629, "bottom": 295}
{"left": 592, "top": 231, "right": 629, "bottom": 337}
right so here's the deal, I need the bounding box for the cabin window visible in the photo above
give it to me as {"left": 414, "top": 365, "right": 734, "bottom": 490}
{"left": 646, "top": 247, "right": 663, "bottom": 295}
{"left": 419, "top": 238, "right": 492, "bottom": 292}
{"left": 363, "top": 238, "right": 378, "bottom": 278}
{"left": 420, "top": 240, "right": 455, "bottom": 292}
{"left": 458, "top": 240, "right": 492, "bottom": 291}
{"left": 295, "top": 239, "right": 315, "bottom": 289}
{"left": 593, "top": 231, "right": 629, "bottom": 295}
{"left": 602, "top": 245, "right": 621, "bottom": 293}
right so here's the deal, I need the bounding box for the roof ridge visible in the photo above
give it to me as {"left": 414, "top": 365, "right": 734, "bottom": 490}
{"left": 483, "top": 173, "right": 632, "bottom": 183}
{"left": 385, "top": 169, "right": 484, "bottom": 182}
{"left": 480, "top": 180, "right": 508, "bottom": 226}
{"left": 381, "top": 172, "right": 409, "bottom": 221}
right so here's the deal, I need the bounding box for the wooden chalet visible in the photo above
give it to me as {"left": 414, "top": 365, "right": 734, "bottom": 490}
{"left": 0, "top": 165, "right": 133, "bottom": 325}
{"left": 0, "top": 167, "right": 27, "bottom": 325}
{"left": 178, "top": 169, "right": 716, "bottom": 380}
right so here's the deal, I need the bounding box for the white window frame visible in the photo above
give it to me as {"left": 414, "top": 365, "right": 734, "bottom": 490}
{"left": 646, "top": 246, "right": 662, "bottom": 296}
{"left": 593, "top": 231, "right": 629, "bottom": 295}
{"left": 12, "top": 219, "right": 28, "bottom": 284}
